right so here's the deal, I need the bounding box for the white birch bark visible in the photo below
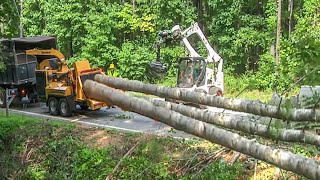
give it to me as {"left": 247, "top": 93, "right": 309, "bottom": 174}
{"left": 94, "top": 74, "right": 320, "bottom": 122}
{"left": 142, "top": 97, "right": 320, "bottom": 146}
{"left": 83, "top": 80, "right": 320, "bottom": 180}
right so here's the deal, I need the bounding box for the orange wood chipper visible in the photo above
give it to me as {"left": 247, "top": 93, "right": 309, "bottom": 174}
{"left": 25, "top": 49, "right": 110, "bottom": 117}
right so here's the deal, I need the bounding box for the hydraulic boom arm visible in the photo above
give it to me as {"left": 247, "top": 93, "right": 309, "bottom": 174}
{"left": 174, "top": 22, "right": 222, "bottom": 63}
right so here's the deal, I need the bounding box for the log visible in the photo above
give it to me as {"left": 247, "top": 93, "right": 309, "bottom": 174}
{"left": 94, "top": 74, "right": 320, "bottom": 122}
{"left": 83, "top": 80, "right": 320, "bottom": 180}
{"left": 143, "top": 97, "right": 320, "bottom": 146}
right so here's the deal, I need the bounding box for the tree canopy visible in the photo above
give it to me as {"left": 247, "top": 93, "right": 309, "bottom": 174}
{"left": 0, "top": 0, "right": 319, "bottom": 91}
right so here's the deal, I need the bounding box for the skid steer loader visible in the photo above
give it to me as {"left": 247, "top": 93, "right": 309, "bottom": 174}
{"left": 148, "top": 22, "right": 224, "bottom": 96}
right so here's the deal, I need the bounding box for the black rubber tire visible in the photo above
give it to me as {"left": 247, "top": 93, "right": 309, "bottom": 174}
{"left": 0, "top": 88, "right": 5, "bottom": 108}
{"left": 59, "top": 98, "right": 72, "bottom": 117}
{"left": 209, "top": 86, "right": 223, "bottom": 96}
{"left": 11, "top": 95, "right": 22, "bottom": 108}
{"left": 80, "top": 105, "right": 89, "bottom": 110}
{"left": 48, "top": 97, "right": 59, "bottom": 115}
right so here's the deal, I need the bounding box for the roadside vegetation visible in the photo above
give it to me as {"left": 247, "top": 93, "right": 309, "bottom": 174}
{"left": 0, "top": 114, "right": 243, "bottom": 179}
{"left": 1, "top": 114, "right": 317, "bottom": 179}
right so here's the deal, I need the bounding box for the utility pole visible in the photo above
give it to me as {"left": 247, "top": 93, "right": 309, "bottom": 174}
{"left": 5, "top": 89, "right": 18, "bottom": 117}
{"left": 5, "top": 90, "right": 8, "bottom": 117}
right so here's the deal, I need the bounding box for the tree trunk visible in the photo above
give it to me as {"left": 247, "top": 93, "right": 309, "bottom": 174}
{"left": 270, "top": 42, "right": 276, "bottom": 57}
{"left": 94, "top": 74, "right": 320, "bottom": 122}
{"left": 83, "top": 80, "right": 320, "bottom": 180}
{"left": 0, "top": 18, "right": 4, "bottom": 35}
{"left": 0, "top": 4, "right": 4, "bottom": 35}
{"left": 275, "top": 0, "right": 282, "bottom": 73}
{"left": 19, "top": 0, "right": 24, "bottom": 38}
{"left": 132, "top": 0, "right": 136, "bottom": 13}
{"left": 288, "top": 0, "right": 293, "bottom": 37}
{"left": 193, "top": 0, "right": 203, "bottom": 30}
{"left": 142, "top": 97, "right": 320, "bottom": 146}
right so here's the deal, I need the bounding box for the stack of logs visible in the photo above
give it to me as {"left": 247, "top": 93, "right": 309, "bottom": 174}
{"left": 83, "top": 74, "right": 320, "bottom": 180}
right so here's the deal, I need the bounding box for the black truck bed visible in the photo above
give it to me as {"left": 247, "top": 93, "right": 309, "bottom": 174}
{"left": 0, "top": 36, "right": 57, "bottom": 86}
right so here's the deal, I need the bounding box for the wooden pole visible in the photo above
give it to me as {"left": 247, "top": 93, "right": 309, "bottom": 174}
{"left": 5, "top": 89, "right": 8, "bottom": 117}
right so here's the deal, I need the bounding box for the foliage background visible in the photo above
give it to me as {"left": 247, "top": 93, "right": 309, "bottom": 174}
{"left": 1, "top": 0, "right": 320, "bottom": 93}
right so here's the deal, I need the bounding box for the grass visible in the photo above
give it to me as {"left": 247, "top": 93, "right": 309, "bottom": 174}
{"left": 0, "top": 114, "right": 318, "bottom": 180}
{"left": 0, "top": 114, "right": 245, "bottom": 180}
{"left": 224, "top": 89, "right": 274, "bottom": 103}
{"left": 153, "top": 74, "right": 277, "bottom": 103}
{"left": 0, "top": 113, "right": 316, "bottom": 179}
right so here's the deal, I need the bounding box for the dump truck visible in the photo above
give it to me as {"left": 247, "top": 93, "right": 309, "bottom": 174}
{"left": 0, "top": 36, "right": 109, "bottom": 116}
{"left": 0, "top": 36, "right": 58, "bottom": 107}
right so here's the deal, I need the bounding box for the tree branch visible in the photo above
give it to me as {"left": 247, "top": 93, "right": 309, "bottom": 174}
{"left": 105, "top": 142, "right": 139, "bottom": 180}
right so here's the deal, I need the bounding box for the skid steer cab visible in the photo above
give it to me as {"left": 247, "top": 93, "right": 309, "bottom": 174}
{"left": 176, "top": 57, "right": 223, "bottom": 96}
{"left": 30, "top": 48, "right": 110, "bottom": 117}
{"left": 165, "top": 57, "right": 224, "bottom": 109}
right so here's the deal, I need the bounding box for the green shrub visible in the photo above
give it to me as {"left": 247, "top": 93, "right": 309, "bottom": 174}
{"left": 182, "top": 161, "right": 244, "bottom": 180}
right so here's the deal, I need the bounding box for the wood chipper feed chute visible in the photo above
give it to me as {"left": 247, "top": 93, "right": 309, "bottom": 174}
{"left": 73, "top": 60, "right": 109, "bottom": 110}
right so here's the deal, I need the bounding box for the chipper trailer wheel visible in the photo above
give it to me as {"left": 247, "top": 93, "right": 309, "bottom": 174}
{"left": 48, "top": 97, "right": 59, "bottom": 115}
{"left": 0, "top": 88, "right": 5, "bottom": 108}
{"left": 0, "top": 97, "right": 4, "bottom": 108}
{"left": 59, "top": 98, "right": 72, "bottom": 117}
